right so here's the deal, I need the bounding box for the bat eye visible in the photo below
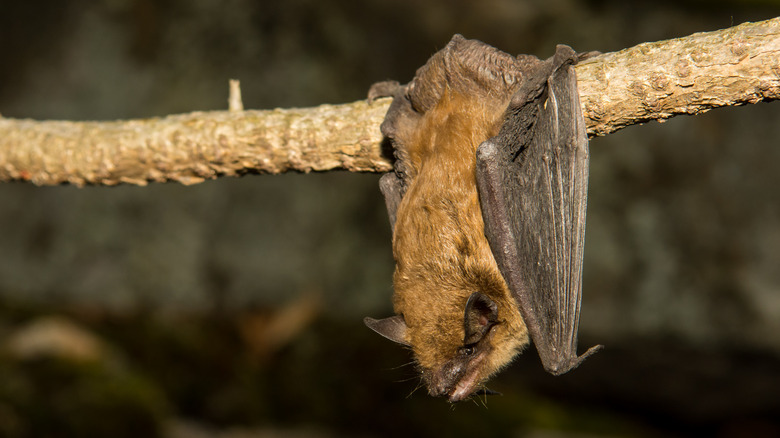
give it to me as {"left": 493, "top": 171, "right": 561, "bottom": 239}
{"left": 459, "top": 345, "right": 476, "bottom": 356}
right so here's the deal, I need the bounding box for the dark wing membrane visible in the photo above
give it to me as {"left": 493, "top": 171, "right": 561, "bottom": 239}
{"left": 379, "top": 173, "right": 404, "bottom": 231}
{"left": 476, "top": 46, "right": 601, "bottom": 375}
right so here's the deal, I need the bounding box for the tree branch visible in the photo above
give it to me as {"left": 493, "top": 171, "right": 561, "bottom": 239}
{"left": 1, "top": 17, "right": 778, "bottom": 186}
{"left": 577, "top": 17, "right": 780, "bottom": 137}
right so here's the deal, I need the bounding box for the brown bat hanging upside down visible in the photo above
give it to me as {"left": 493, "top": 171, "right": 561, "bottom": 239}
{"left": 365, "top": 35, "right": 602, "bottom": 402}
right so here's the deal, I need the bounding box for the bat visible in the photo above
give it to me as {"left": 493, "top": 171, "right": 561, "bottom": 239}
{"left": 365, "top": 35, "right": 601, "bottom": 402}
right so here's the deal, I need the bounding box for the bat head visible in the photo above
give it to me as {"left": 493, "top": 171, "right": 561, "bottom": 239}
{"left": 419, "top": 292, "right": 501, "bottom": 401}
{"left": 365, "top": 289, "right": 527, "bottom": 402}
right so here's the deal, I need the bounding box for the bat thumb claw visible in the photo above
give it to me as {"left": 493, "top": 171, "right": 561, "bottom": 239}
{"left": 582, "top": 344, "right": 604, "bottom": 357}
{"left": 545, "top": 344, "right": 604, "bottom": 376}
{"left": 571, "top": 343, "right": 604, "bottom": 370}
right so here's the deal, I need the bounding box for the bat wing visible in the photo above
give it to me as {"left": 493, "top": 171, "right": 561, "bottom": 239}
{"left": 476, "top": 45, "right": 602, "bottom": 375}
{"left": 367, "top": 80, "right": 408, "bottom": 231}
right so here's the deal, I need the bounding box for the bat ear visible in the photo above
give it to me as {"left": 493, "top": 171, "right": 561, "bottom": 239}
{"left": 364, "top": 315, "right": 410, "bottom": 346}
{"left": 463, "top": 292, "right": 499, "bottom": 345}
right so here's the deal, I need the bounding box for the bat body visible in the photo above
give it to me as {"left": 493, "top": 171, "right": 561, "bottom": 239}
{"left": 365, "top": 35, "right": 600, "bottom": 401}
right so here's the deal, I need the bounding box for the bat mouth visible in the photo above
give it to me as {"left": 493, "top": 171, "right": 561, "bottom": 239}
{"left": 447, "top": 349, "right": 488, "bottom": 402}
{"left": 423, "top": 347, "right": 491, "bottom": 402}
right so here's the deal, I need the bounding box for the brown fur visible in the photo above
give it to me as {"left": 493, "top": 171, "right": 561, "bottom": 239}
{"left": 391, "top": 89, "right": 529, "bottom": 386}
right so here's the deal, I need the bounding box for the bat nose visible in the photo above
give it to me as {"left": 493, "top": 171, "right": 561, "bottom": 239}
{"left": 426, "top": 380, "right": 452, "bottom": 399}
{"left": 425, "top": 362, "right": 467, "bottom": 399}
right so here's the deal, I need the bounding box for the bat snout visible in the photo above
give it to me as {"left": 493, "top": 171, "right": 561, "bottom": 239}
{"left": 424, "top": 349, "right": 490, "bottom": 402}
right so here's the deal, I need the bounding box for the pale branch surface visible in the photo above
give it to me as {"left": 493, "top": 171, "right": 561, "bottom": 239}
{"left": 1, "top": 17, "right": 778, "bottom": 186}
{"left": 0, "top": 102, "right": 392, "bottom": 186}
{"left": 577, "top": 17, "right": 780, "bottom": 137}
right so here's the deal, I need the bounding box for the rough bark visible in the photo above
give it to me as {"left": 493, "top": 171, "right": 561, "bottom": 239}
{"left": 577, "top": 17, "right": 780, "bottom": 137}
{"left": 0, "top": 102, "right": 391, "bottom": 186}
{"left": 0, "top": 17, "right": 778, "bottom": 186}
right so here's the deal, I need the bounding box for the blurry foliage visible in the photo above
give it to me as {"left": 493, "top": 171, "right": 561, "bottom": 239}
{"left": 0, "top": 302, "right": 649, "bottom": 438}
{"left": 0, "top": 352, "right": 168, "bottom": 438}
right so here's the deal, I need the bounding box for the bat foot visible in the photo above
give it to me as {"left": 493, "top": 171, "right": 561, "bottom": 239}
{"left": 368, "top": 81, "right": 402, "bottom": 103}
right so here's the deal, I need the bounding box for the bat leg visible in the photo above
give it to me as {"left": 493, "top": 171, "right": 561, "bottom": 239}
{"left": 371, "top": 78, "right": 408, "bottom": 233}
{"left": 379, "top": 172, "right": 403, "bottom": 231}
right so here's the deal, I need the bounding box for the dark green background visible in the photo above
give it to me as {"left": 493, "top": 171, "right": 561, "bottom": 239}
{"left": 1, "top": 1, "right": 780, "bottom": 437}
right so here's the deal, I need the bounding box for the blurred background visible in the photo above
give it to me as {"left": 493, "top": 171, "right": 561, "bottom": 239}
{"left": 1, "top": 0, "right": 780, "bottom": 437}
